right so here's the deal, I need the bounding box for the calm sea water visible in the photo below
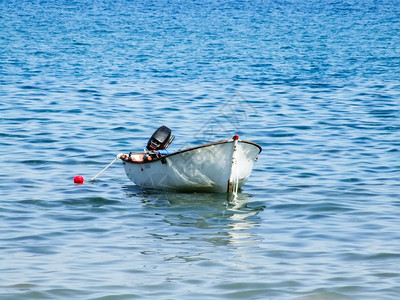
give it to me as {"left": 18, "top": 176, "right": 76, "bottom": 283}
{"left": 1, "top": 0, "right": 399, "bottom": 299}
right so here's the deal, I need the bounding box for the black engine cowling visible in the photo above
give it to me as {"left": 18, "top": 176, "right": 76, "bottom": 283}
{"left": 146, "top": 125, "right": 174, "bottom": 150}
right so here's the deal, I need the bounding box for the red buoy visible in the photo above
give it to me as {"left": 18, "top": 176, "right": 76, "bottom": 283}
{"left": 74, "top": 175, "right": 84, "bottom": 184}
{"left": 233, "top": 134, "right": 239, "bottom": 141}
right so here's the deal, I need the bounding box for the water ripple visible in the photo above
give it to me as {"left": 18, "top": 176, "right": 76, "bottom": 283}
{"left": 1, "top": 0, "right": 400, "bottom": 298}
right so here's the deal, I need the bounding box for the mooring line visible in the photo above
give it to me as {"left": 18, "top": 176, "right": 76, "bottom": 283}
{"left": 89, "top": 153, "right": 124, "bottom": 182}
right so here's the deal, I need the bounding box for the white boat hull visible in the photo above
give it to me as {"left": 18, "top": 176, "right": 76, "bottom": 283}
{"left": 122, "top": 140, "right": 261, "bottom": 193}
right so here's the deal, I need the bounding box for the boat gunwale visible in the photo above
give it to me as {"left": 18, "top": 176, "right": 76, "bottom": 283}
{"left": 123, "top": 139, "right": 262, "bottom": 164}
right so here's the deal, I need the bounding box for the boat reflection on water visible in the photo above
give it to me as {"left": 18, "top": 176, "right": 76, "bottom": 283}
{"left": 124, "top": 186, "right": 265, "bottom": 247}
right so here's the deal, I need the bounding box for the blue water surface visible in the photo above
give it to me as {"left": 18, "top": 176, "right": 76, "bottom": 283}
{"left": 1, "top": 0, "right": 400, "bottom": 299}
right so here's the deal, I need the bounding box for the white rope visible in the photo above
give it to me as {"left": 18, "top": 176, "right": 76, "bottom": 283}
{"left": 230, "top": 139, "right": 239, "bottom": 199}
{"left": 233, "top": 156, "right": 239, "bottom": 197}
{"left": 89, "top": 153, "right": 123, "bottom": 182}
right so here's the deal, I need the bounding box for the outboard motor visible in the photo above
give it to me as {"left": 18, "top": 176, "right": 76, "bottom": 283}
{"left": 146, "top": 125, "right": 175, "bottom": 151}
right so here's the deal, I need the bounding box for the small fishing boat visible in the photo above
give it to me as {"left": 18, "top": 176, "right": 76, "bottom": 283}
{"left": 118, "top": 126, "right": 262, "bottom": 193}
